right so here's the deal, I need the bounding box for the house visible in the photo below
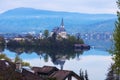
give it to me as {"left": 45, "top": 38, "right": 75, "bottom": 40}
{"left": 12, "top": 34, "right": 25, "bottom": 41}
{"left": 32, "top": 66, "right": 59, "bottom": 78}
{"left": 0, "top": 60, "right": 81, "bottom": 80}
{"left": 74, "top": 44, "right": 90, "bottom": 51}
{"left": 39, "top": 31, "right": 43, "bottom": 39}
{"left": 0, "top": 60, "right": 44, "bottom": 80}
{"left": 32, "top": 66, "right": 81, "bottom": 80}
{"left": 13, "top": 37, "right": 25, "bottom": 41}
{"left": 51, "top": 18, "right": 67, "bottom": 39}
{"left": 49, "top": 70, "right": 81, "bottom": 80}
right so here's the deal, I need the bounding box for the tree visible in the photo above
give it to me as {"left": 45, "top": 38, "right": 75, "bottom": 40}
{"left": 76, "top": 33, "right": 81, "bottom": 41}
{"left": 106, "top": 64, "right": 115, "bottom": 80}
{"left": 85, "top": 70, "right": 89, "bottom": 80}
{"left": 80, "top": 69, "right": 89, "bottom": 80}
{"left": 79, "top": 69, "right": 84, "bottom": 80}
{"left": 113, "top": 9, "right": 120, "bottom": 56}
{"left": 14, "top": 54, "right": 30, "bottom": 66}
{"left": 0, "top": 54, "right": 11, "bottom": 61}
{"left": 113, "top": 0, "right": 120, "bottom": 69}
{"left": 52, "top": 32, "right": 57, "bottom": 41}
{"left": 0, "top": 36, "right": 5, "bottom": 46}
{"left": 68, "top": 35, "right": 76, "bottom": 42}
{"left": 110, "top": 0, "right": 120, "bottom": 77}
{"left": 14, "top": 54, "right": 21, "bottom": 63}
{"left": 25, "top": 33, "right": 34, "bottom": 39}
{"left": 44, "top": 54, "right": 49, "bottom": 62}
{"left": 44, "top": 30, "right": 49, "bottom": 38}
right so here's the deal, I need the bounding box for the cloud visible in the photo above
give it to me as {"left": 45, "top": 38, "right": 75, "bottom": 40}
{"left": 0, "top": 0, "right": 117, "bottom": 14}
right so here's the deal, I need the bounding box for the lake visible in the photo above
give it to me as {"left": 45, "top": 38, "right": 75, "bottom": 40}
{"left": 3, "top": 47, "right": 113, "bottom": 80}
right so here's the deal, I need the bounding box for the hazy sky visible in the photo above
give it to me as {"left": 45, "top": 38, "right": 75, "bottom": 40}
{"left": 0, "top": 0, "right": 117, "bottom": 14}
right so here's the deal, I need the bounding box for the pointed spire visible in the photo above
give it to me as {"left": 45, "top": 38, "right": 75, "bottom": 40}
{"left": 61, "top": 18, "right": 64, "bottom": 28}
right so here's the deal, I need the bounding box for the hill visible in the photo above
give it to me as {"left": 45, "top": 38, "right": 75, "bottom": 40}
{"left": 0, "top": 7, "right": 117, "bottom": 33}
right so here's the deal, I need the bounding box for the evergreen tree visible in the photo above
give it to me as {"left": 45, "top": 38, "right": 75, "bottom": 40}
{"left": 106, "top": 64, "right": 115, "bottom": 80}
{"left": 0, "top": 36, "right": 5, "bottom": 46}
{"left": 112, "top": 0, "right": 120, "bottom": 74}
{"left": 79, "top": 69, "right": 84, "bottom": 80}
{"left": 85, "top": 70, "right": 89, "bottom": 80}
{"left": 14, "top": 54, "right": 21, "bottom": 63}
{"left": 80, "top": 69, "right": 89, "bottom": 80}
{"left": 108, "top": 0, "right": 120, "bottom": 79}
{"left": 52, "top": 32, "right": 57, "bottom": 41}
{"left": 44, "top": 30, "right": 49, "bottom": 38}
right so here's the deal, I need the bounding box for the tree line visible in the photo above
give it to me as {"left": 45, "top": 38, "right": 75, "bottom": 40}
{"left": 0, "top": 30, "right": 84, "bottom": 50}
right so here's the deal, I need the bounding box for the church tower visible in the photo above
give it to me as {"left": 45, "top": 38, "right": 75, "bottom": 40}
{"left": 61, "top": 18, "right": 64, "bottom": 28}
{"left": 51, "top": 18, "right": 67, "bottom": 39}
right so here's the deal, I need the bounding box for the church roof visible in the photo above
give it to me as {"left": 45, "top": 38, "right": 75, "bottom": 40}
{"left": 52, "top": 19, "right": 66, "bottom": 34}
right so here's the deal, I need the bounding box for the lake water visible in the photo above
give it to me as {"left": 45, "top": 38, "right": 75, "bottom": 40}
{"left": 3, "top": 48, "right": 113, "bottom": 80}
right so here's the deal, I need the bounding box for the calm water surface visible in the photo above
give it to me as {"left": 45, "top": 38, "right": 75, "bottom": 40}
{"left": 3, "top": 48, "right": 112, "bottom": 80}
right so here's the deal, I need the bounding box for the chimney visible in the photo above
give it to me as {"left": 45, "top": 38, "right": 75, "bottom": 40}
{"left": 15, "top": 60, "right": 22, "bottom": 73}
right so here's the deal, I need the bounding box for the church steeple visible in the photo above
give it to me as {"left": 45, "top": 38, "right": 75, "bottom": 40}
{"left": 61, "top": 18, "right": 64, "bottom": 28}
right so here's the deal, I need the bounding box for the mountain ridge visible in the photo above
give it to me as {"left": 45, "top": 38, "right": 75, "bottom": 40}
{"left": 0, "top": 7, "right": 116, "bottom": 16}
{"left": 0, "top": 7, "right": 117, "bottom": 33}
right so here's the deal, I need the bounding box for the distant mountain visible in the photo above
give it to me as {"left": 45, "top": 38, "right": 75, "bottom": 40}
{"left": 0, "top": 7, "right": 117, "bottom": 33}
{"left": 84, "top": 19, "right": 115, "bottom": 32}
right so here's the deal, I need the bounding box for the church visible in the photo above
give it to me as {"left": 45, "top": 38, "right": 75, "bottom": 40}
{"left": 51, "top": 18, "right": 67, "bottom": 39}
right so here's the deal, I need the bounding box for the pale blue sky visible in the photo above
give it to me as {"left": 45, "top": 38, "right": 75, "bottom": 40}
{"left": 0, "top": 0, "right": 117, "bottom": 14}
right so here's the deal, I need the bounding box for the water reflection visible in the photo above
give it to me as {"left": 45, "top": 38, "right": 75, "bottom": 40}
{"left": 0, "top": 46, "right": 112, "bottom": 80}
{"left": 4, "top": 46, "right": 85, "bottom": 70}
{"left": 0, "top": 46, "right": 5, "bottom": 53}
{"left": 19, "top": 50, "right": 112, "bottom": 80}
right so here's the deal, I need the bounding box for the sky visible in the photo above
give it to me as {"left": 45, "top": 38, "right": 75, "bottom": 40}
{"left": 0, "top": 0, "right": 117, "bottom": 14}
